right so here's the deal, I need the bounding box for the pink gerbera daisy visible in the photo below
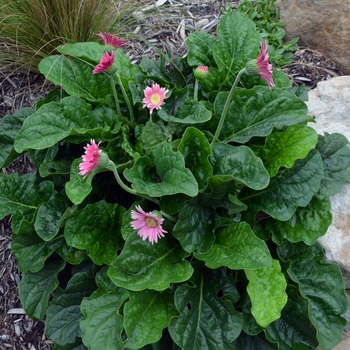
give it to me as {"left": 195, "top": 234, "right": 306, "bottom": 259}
{"left": 93, "top": 51, "right": 116, "bottom": 74}
{"left": 96, "top": 32, "right": 127, "bottom": 49}
{"left": 142, "top": 83, "right": 169, "bottom": 114}
{"left": 245, "top": 40, "right": 275, "bottom": 89}
{"left": 130, "top": 205, "right": 167, "bottom": 244}
{"left": 79, "top": 139, "right": 102, "bottom": 178}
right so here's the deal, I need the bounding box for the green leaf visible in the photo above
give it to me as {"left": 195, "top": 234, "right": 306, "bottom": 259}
{"left": 213, "top": 12, "right": 261, "bottom": 79}
{"left": 158, "top": 100, "right": 212, "bottom": 124}
{"left": 0, "top": 173, "right": 55, "bottom": 233}
{"left": 80, "top": 267, "right": 128, "bottom": 350}
{"left": 264, "top": 285, "right": 318, "bottom": 350}
{"left": 46, "top": 272, "right": 96, "bottom": 346}
{"left": 124, "top": 290, "right": 178, "bottom": 349}
{"left": 108, "top": 232, "right": 193, "bottom": 291}
{"left": 65, "top": 159, "right": 93, "bottom": 205}
{"left": 38, "top": 55, "right": 110, "bottom": 103}
{"left": 140, "top": 121, "right": 166, "bottom": 151}
{"left": 278, "top": 242, "right": 348, "bottom": 350}
{"left": 210, "top": 143, "right": 270, "bottom": 190}
{"left": 194, "top": 222, "right": 272, "bottom": 270}
{"left": 245, "top": 260, "right": 287, "bottom": 328}
{"left": 11, "top": 221, "right": 56, "bottom": 272}
{"left": 35, "top": 191, "right": 72, "bottom": 241}
{"left": 65, "top": 201, "right": 125, "bottom": 265}
{"left": 173, "top": 201, "right": 215, "bottom": 253}
{"left": 14, "top": 97, "right": 118, "bottom": 153}
{"left": 250, "top": 149, "right": 324, "bottom": 221}
{"left": 268, "top": 195, "right": 332, "bottom": 246}
{"left": 19, "top": 258, "right": 66, "bottom": 319}
{"left": 39, "top": 159, "right": 71, "bottom": 177}
{"left": 58, "top": 42, "right": 108, "bottom": 62}
{"left": 169, "top": 265, "right": 243, "bottom": 350}
{"left": 259, "top": 125, "right": 318, "bottom": 177}
{"left": 232, "top": 332, "right": 276, "bottom": 350}
{"left": 178, "top": 127, "right": 213, "bottom": 190}
{"left": 214, "top": 87, "right": 310, "bottom": 143}
{"left": 316, "top": 132, "right": 350, "bottom": 196}
{"left": 186, "top": 31, "right": 217, "bottom": 67}
{"left": 124, "top": 142, "right": 198, "bottom": 197}
{"left": 0, "top": 107, "right": 33, "bottom": 168}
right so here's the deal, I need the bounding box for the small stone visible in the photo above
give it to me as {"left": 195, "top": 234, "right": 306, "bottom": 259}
{"left": 196, "top": 18, "right": 209, "bottom": 28}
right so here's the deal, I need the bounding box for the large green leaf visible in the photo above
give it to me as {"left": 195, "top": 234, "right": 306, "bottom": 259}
{"left": 80, "top": 267, "right": 128, "bottom": 350}
{"left": 0, "top": 173, "right": 55, "bottom": 233}
{"left": 58, "top": 42, "right": 108, "bottom": 62}
{"left": 210, "top": 143, "right": 270, "bottom": 190}
{"left": 212, "top": 12, "right": 261, "bottom": 79}
{"left": 107, "top": 232, "right": 193, "bottom": 291}
{"left": 245, "top": 260, "right": 287, "bottom": 328}
{"left": 250, "top": 149, "right": 324, "bottom": 221}
{"left": 186, "top": 31, "right": 217, "bottom": 67}
{"left": 316, "top": 132, "right": 350, "bottom": 196}
{"left": 278, "top": 242, "right": 348, "bottom": 350}
{"left": 194, "top": 222, "right": 272, "bottom": 270}
{"left": 169, "top": 266, "right": 243, "bottom": 350}
{"left": 38, "top": 55, "right": 110, "bottom": 103}
{"left": 264, "top": 285, "right": 318, "bottom": 350}
{"left": 15, "top": 97, "right": 119, "bottom": 152}
{"left": 11, "top": 221, "right": 56, "bottom": 272}
{"left": 259, "top": 125, "right": 319, "bottom": 177}
{"left": 65, "top": 201, "right": 125, "bottom": 265}
{"left": 178, "top": 127, "right": 213, "bottom": 190}
{"left": 158, "top": 100, "right": 212, "bottom": 124}
{"left": 267, "top": 195, "right": 332, "bottom": 246}
{"left": 0, "top": 107, "right": 33, "bottom": 168}
{"left": 46, "top": 272, "right": 96, "bottom": 347}
{"left": 173, "top": 200, "right": 215, "bottom": 253}
{"left": 124, "top": 290, "right": 178, "bottom": 349}
{"left": 213, "top": 87, "right": 310, "bottom": 143}
{"left": 19, "top": 259, "right": 66, "bottom": 319}
{"left": 124, "top": 142, "right": 198, "bottom": 197}
{"left": 35, "top": 191, "right": 72, "bottom": 241}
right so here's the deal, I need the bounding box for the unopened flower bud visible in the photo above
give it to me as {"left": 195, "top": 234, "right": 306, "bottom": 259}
{"left": 194, "top": 66, "right": 209, "bottom": 80}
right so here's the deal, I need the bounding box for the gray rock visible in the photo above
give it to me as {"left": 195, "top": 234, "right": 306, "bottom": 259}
{"left": 306, "top": 76, "right": 350, "bottom": 287}
{"left": 276, "top": 0, "right": 350, "bottom": 74}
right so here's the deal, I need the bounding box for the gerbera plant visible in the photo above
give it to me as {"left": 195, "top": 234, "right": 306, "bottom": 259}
{"left": 0, "top": 12, "right": 349, "bottom": 350}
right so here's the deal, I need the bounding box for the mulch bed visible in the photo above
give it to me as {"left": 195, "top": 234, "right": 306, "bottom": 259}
{"left": 0, "top": 1, "right": 346, "bottom": 349}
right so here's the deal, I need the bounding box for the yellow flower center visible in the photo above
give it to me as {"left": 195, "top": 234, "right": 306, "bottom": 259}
{"left": 146, "top": 217, "right": 158, "bottom": 228}
{"left": 150, "top": 93, "right": 161, "bottom": 105}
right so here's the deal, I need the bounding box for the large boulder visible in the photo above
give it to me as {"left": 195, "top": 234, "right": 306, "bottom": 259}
{"left": 306, "top": 76, "right": 350, "bottom": 287}
{"left": 276, "top": 0, "right": 350, "bottom": 74}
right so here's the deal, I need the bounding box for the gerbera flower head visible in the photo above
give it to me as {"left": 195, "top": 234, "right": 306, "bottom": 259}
{"left": 194, "top": 65, "right": 209, "bottom": 80}
{"left": 245, "top": 40, "right": 275, "bottom": 89}
{"left": 96, "top": 32, "right": 127, "bottom": 50}
{"left": 142, "top": 83, "right": 169, "bottom": 114}
{"left": 130, "top": 205, "right": 167, "bottom": 244}
{"left": 79, "top": 139, "right": 102, "bottom": 178}
{"left": 93, "top": 51, "right": 117, "bottom": 75}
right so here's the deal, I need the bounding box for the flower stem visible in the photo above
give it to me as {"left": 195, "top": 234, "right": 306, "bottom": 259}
{"left": 111, "top": 161, "right": 160, "bottom": 205}
{"left": 211, "top": 68, "right": 246, "bottom": 144}
{"left": 110, "top": 75, "right": 122, "bottom": 119}
{"left": 160, "top": 211, "right": 176, "bottom": 223}
{"left": 114, "top": 71, "right": 135, "bottom": 127}
{"left": 193, "top": 79, "right": 199, "bottom": 101}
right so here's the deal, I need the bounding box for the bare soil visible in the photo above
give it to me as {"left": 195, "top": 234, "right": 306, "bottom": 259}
{"left": 0, "top": 1, "right": 347, "bottom": 349}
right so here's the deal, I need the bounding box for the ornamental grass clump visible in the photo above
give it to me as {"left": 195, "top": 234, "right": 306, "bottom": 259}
{"left": 1, "top": 11, "right": 350, "bottom": 350}
{"left": 0, "top": 0, "right": 137, "bottom": 71}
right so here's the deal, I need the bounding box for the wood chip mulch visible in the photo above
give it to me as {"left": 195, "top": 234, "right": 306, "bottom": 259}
{"left": 0, "top": 1, "right": 346, "bottom": 349}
